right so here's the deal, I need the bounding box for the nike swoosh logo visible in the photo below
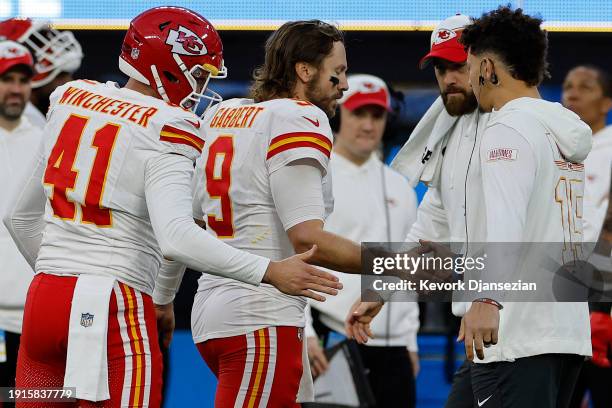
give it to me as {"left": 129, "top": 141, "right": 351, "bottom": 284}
{"left": 302, "top": 116, "right": 320, "bottom": 127}
{"left": 185, "top": 119, "right": 201, "bottom": 129}
{"left": 478, "top": 395, "right": 493, "bottom": 407}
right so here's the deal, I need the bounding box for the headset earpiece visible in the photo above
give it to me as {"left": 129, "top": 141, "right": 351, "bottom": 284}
{"left": 490, "top": 73, "right": 498, "bottom": 85}
{"left": 479, "top": 75, "right": 485, "bottom": 86}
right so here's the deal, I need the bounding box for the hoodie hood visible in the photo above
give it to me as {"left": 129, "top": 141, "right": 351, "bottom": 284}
{"left": 497, "top": 97, "right": 592, "bottom": 163}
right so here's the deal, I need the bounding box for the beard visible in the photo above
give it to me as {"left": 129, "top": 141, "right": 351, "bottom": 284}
{"left": 0, "top": 96, "right": 26, "bottom": 121}
{"left": 305, "top": 73, "right": 343, "bottom": 119}
{"left": 441, "top": 86, "right": 478, "bottom": 116}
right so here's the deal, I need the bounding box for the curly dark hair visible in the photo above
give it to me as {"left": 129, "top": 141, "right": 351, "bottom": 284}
{"left": 460, "top": 6, "right": 549, "bottom": 86}
{"left": 250, "top": 20, "right": 344, "bottom": 102}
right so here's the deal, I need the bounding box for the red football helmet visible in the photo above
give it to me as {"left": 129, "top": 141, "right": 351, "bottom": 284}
{"left": 119, "top": 6, "right": 226, "bottom": 113}
{"left": 0, "top": 18, "right": 82, "bottom": 88}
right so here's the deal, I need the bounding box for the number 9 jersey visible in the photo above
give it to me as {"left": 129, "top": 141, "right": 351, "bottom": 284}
{"left": 191, "top": 97, "right": 334, "bottom": 342}
{"left": 35, "top": 79, "right": 205, "bottom": 295}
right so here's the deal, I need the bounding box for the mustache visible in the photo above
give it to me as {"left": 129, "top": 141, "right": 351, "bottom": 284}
{"left": 4, "top": 94, "right": 25, "bottom": 103}
{"left": 443, "top": 86, "right": 467, "bottom": 97}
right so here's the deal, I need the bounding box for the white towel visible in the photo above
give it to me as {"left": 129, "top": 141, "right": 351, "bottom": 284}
{"left": 296, "top": 329, "right": 314, "bottom": 403}
{"left": 64, "top": 275, "right": 115, "bottom": 402}
{"left": 391, "top": 96, "right": 458, "bottom": 187}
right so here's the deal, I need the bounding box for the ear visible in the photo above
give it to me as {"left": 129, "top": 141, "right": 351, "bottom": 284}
{"left": 601, "top": 97, "right": 612, "bottom": 115}
{"left": 295, "top": 61, "right": 316, "bottom": 84}
{"left": 483, "top": 58, "right": 495, "bottom": 82}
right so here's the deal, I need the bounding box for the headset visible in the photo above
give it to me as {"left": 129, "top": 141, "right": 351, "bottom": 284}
{"left": 379, "top": 159, "right": 393, "bottom": 346}
{"left": 329, "top": 75, "right": 395, "bottom": 344}
{"left": 478, "top": 58, "right": 499, "bottom": 86}
{"left": 465, "top": 57, "right": 498, "bottom": 255}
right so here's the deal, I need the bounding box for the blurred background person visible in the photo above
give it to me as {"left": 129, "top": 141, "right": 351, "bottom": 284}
{"left": 305, "top": 73, "right": 419, "bottom": 408}
{"left": 562, "top": 64, "right": 612, "bottom": 408}
{"left": 0, "top": 41, "right": 42, "bottom": 406}
{"left": 562, "top": 65, "right": 612, "bottom": 245}
{"left": 0, "top": 18, "right": 83, "bottom": 127}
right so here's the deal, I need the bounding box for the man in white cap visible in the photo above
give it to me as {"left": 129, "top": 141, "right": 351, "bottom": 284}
{"left": 345, "top": 13, "right": 490, "bottom": 407}
{"left": 305, "top": 74, "right": 419, "bottom": 407}
{"left": 0, "top": 18, "right": 83, "bottom": 128}
{"left": 0, "top": 40, "right": 41, "bottom": 404}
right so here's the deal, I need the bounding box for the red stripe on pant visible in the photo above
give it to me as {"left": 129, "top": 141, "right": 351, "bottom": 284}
{"left": 197, "top": 326, "right": 303, "bottom": 408}
{"left": 15, "top": 273, "right": 162, "bottom": 407}
{"left": 120, "top": 283, "right": 148, "bottom": 408}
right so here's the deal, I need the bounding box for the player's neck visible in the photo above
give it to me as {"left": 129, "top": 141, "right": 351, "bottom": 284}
{"left": 590, "top": 119, "right": 606, "bottom": 135}
{"left": 291, "top": 82, "right": 308, "bottom": 102}
{"left": 491, "top": 82, "right": 540, "bottom": 111}
{"left": 0, "top": 115, "right": 21, "bottom": 132}
{"left": 124, "top": 78, "right": 159, "bottom": 99}
{"left": 333, "top": 143, "right": 370, "bottom": 166}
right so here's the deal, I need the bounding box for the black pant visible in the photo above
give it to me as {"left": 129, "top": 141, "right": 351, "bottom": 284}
{"left": 445, "top": 359, "right": 474, "bottom": 408}
{"left": 357, "top": 344, "right": 416, "bottom": 408}
{"left": 447, "top": 354, "right": 583, "bottom": 408}
{"left": 568, "top": 360, "right": 612, "bottom": 408}
{"left": 0, "top": 331, "right": 20, "bottom": 408}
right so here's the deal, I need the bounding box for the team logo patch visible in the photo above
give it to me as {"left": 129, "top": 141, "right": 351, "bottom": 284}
{"left": 165, "top": 25, "right": 208, "bottom": 56}
{"left": 421, "top": 148, "right": 433, "bottom": 164}
{"left": 80, "top": 313, "right": 94, "bottom": 328}
{"left": 433, "top": 28, "right": 457, "bottom": 45}
{"left": 130, "top": 48, "right": 140, "bottom": 60}
{"left": 487, "top": 148, "right": 518, "bottom": 162}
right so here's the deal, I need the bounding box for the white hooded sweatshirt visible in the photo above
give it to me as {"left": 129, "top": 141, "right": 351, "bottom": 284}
{"left": 466, "top": 97, "right": 592, "bottom": 362}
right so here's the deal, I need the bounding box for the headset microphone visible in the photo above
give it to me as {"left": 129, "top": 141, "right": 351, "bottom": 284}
{"left": 329, "top": 76, "right": 339, "bottom": 86}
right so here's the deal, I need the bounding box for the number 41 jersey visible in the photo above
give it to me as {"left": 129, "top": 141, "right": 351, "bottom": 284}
{"left": 35, "top": 80, "right": 205, "bottom": 295}
{"left": 191, "top": 98, "right": 334, "bottom": 341}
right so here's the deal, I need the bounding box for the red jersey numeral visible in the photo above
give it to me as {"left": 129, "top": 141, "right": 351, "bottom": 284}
{"left": 44, "top": 114, "right": 87, "bottom": 220}
{"left": 205, "top": 136, "right": 235, "bottom": 238}
{"left": 44, "top": 114, "right": 119, "bottom": 227}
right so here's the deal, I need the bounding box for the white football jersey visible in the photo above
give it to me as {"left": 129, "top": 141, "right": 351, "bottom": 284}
{"left": 191, "top": 98, "right": 333, "bottom": 342}
{"left": 35, "top": 80, "right": 205, "bottom": 295}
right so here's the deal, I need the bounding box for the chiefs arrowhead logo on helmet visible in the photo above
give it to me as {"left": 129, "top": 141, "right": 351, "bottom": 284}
{"left": 165, "top": 25, "right": 208, "bottom": 56}
{"left": 433, "top": 28, "right": 457, "bottom": 45}
{"left": 2, "top": 46, "right": 27, "bottom": 59}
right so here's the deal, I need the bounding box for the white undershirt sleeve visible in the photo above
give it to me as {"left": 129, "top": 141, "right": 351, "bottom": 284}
{"left": 144, "top": 152, "right": 269, "bottom": 286}
{"left": 2, "top": 140, "right": 47, "bottom": 269}
{"left": 269, "top": 159, "right": 326, "bottom": 231}
{"left": 152, "top": 258, "right": 187, "bottom": 305}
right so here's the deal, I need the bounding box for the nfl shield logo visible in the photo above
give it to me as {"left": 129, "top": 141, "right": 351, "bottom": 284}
{"left": 80, "top": 313, "right": 94, "bottom": 328}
